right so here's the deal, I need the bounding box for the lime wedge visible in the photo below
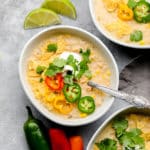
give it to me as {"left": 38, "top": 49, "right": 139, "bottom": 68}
{"left": 41, "top": 0, "right": 77, "bottom": 19}
{"left": 24, "top": 8, "right": 61, "bottom": 29}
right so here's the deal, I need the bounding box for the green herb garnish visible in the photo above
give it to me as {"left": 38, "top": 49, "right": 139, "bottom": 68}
{"left": 47, "top": 43, "right": 57, "bottom": 52}
{"left": 96, "top": 116, "right": 145, "bottom": 150}
{"left": 127, "top": 0, "right": 141, "bottom": 9}
{"left": 119, "top": 128, "right": 145, "bottom": 149}
{"left": 64, "top": 75, "right": 74, "bottom": 85}
{"left": 112, "top": 116, "right": 128, "bottom": 138}
{"left": 84, "top": 70, "right": 92, "bottom": 79}
{"left": 130, "top": 30, "right": 143, "bottom": 42}
{"left": 44, "top": 48, "right": 92, "bottom": 80}
{"left": 39, "top": 78, "right": 43, "bottom": 82}
{"left": 95, "top": 138, "right": 117, "bottom": 150}
{"left": 66, "top": 55, "right": 78, "bottom": 71}
{"left": 80, "top": 48, "right": 91, "bottom": 63}
{"left": 36, "top": 65, "right": 46, "bottom": 74}
{"left": 76, "top": 48, "right": 91, "bottom": 79}
{"left": 44, "top": 63, "right": 63, "bottom": 77}
{"left": 113, "top": 117, "right": 145, "bottom": 150}
{"left": 44, "top": 58, "right": 66, "bottom": 77}
{"left": 53, "top": 58, "right": 66, "bottom": 67}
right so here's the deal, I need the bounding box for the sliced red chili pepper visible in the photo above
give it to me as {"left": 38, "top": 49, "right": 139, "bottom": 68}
{"left": 49, "top": 128, "right": 71, "bottom": 150}
{"left": 45, "top": 73, "right": 64, "bottom": 92}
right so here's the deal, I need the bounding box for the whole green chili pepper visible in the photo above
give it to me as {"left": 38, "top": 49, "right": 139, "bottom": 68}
{"left": 24, "top": 106, "right": 50, "bottom": 150}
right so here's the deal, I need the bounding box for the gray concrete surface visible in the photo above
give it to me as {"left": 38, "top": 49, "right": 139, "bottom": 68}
{"left": 0, "top": 0, "right": 145, "bottom": 149}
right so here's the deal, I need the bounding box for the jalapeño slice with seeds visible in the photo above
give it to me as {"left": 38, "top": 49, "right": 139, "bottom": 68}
{"left": 63, "top": 83, "right": 81, "bottom": 103}
{"left": 134, "top": 1, "right": 150, "bottom": 23}
{"left": 78, "top": 96, "right": 95, "bottom": 114}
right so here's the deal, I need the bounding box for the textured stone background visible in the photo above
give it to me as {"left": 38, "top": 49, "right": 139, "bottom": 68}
{"left": 0, "top": 0, "right": 148, "bottom": 149}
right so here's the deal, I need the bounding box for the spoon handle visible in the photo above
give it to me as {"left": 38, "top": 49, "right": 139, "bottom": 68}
{"left": 88, "top": 81, "right": 150, "bottom": 108}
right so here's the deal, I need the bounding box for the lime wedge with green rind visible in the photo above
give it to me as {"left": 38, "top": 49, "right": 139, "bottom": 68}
{"left": 24, "top": 8, "right": 61, "bottom": 29}
{"left": 41, "top": 0, "right": 77, "bottom": 19}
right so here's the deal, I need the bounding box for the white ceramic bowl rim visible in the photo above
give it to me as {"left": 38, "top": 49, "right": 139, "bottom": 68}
{"left": 19, "top": 25, "right": 119, "bottom": 126}
{"left": 89, "top": 0, "right": 150, "bottom": 49}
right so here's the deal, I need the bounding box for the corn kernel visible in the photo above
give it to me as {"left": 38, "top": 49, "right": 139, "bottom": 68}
{"left": 146, "top": 23, "right": 150, "bottom": 28}
{"left": 80, "top": 113, "right": 87, "bottom": 118}
{"left": 91, "top": 94, "right": 96, "bottom": 99}
{"left": 139, "top": 40, "right": 145, "bottom": 45}
{"left": 93, "top": 74, "right": 96, "bottom": 78}
{"left": 106, "top": 70, "right": 111, "bottom": 76}
{"left": 45, "top": 95, "right": 55, "bottom": 102}
{"left": 95, "top": 70, "right": 100, "bottom": 74}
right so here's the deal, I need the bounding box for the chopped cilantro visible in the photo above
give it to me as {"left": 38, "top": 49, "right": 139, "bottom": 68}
{"left": 130, "top": 30, "right": 143, "bottom": 42}
{"left": 112, "top": 117, "right": 145, "bottom": 150}
{"left": 119, "top": 128, "right": 145, "bottom": 149}
{"left": 39, "top": 78, "right": 43, "bottom": 82}
{"left": 79, "top": 61, "right": 89, "bottom": 70}
{"left": 75, "top": 49, "right": 91, "bottom": 80}
{"left": 47, "top": 43, "right": 57, "bottom": 52}
{"left": 75, "top": 60, "right": 89, "bottom": 79}
{"left": 76, "top": 69, "right": 85, "bottom": 79}
{"left": 64, "top": 75, "right": 74, "bottom": 85}
{"left": 112, "top": 116, "right": 128, "bottom": 138}
{"left": 79, "top": 48, "right": 83, "bottom": 53}
{"left": 98, "top": 117, "right": 146, "bottom": 150}
{"left": 80, "top": 48, "right": 91, "bottom": 63}
{"left": 44, "top": 48, "right": 92, "bottom": 80}
{"left": 95, "top": 138, "right": 117, "bottom": 150}
{"left": 84, "top": 70, "right": 92, "bottom": 79}
{"left": 44, "top": 63, "right": 63, "bottom": 77}
{"left": 66, "top": 55, "right": 74, "bottom": 63}
{"left": 36, "top": 65, "right": 46, "bottom": 74}
{"left": 127, "top": 0, "right": 140, "bottom": 9}
{"left": 53, "top": 58, "right": 66, "bottom": 68}
{"left": 44, "top": 58, "right": 66, "bottom": 77}
{"left": 66, "top": 55, "right": 78, "bottom": 71}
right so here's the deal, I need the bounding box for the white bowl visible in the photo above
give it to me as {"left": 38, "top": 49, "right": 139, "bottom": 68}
{"left": 19, "top": 25, "right": 119, "bottom": 126}
{"left": 87, "top": 106, "right": 150, "bottom": 149}
{"left": 89, "top": 0, "right": 150, "bottom": 49}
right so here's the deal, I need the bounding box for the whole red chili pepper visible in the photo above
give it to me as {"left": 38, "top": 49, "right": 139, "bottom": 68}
{"left": 49, "top": 128, "right": 71, "bottom": 150}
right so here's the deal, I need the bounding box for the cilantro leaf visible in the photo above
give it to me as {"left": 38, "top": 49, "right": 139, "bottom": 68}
{"left": 130, "top": 30, "right": 143, "bottom": 42}
{"left": 119, "top": 128, "right": 145, "bottom": 150}
{"left": 66, "top": 55, "right": 78, "bottom": 71}
{"left": 44, "top": 57, "right": 66, "bottom": 77}
{"left": 80, "top": 48, "right": 91, "bottom": 63}
{"left": 128, "top": 0, "right": 138, "bottom": 8}
{"left": 44, "top": 63, "right": 63, "bottom": 77}
{"left": 64, "top": 75, "right": 74, "bottom": 85}
{"left": 36, "top": 65, "right": 46, "bottom": 74}
{"left": 84, "top": 70, "right": 92, "bottom": 79}
{"left": 76, "top": 69, "right": 85, "bottom": 79}
{"left": 75, "top": 59, "right": 89, "bottom": 79}
{"left": 39, "top": 78, "right": 43, "bottom": 82}
{"left": 66, "top": 55, "right": 74, "bottom": 63}
{"left": 53, "top": 58, "right": 66, "bottom": 68}
{"left": 112, "top": 117, "right": 128, "bottom": 138}
{"left": 47, "top": 43, "right": 57, "bottom": 52}
{"left": 95, "top": 138, "right": 117, "bottom": 150}
{"left": 79, "top": 48, "right": 83, "bottom": 53}
{"left": 127, "top": 0, "right": 145, "bottom": 9}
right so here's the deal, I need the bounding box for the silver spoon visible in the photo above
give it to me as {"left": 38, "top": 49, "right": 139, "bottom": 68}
{"left": 88, "top": 81, "right": 150, "bottom": 108}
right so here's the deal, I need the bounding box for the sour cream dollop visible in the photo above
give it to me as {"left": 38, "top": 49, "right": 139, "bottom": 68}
{"left": 60, "top": 52, "right": 82, "bottom": 62}
{"left": 59, "top": 52, "right": 82, "bottom": 74}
